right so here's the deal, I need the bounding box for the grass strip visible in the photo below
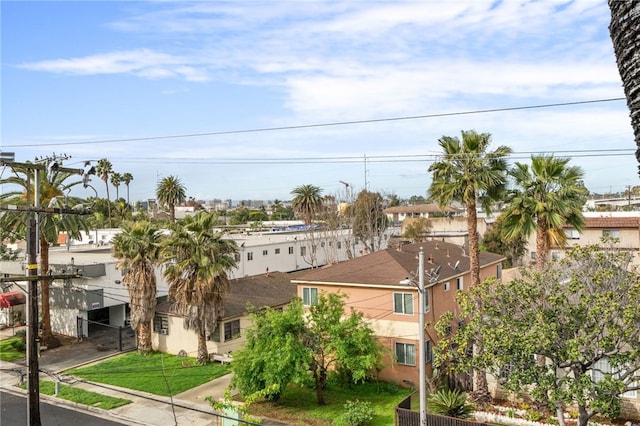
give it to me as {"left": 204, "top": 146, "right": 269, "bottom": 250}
{"left": 23, "top": 380, "right": 132, "bottom": 410}
{"left": 0, "top": 336, "right": 26, "bottom": 362}
{"left": 67, "top": 351, "right": 231, "bottom": 396}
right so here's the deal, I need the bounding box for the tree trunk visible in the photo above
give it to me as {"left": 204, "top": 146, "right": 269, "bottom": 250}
{"left": 137, "top": 321, "right": 152, "bottom": 355}
{"left": 197, "top": 330, "right": 208, "bottom": 364}
{"left": 536, "top": 218, "right": 547, "bottom": 269}
{"left": 170, "top": 203, "right": 176, "bottom": 223}
{"left": 39, "top": 237, "right": 60, "bottom": 348}
{"left": 577, "top": 404, "right": 590, "bottom": 426}
{"left": 608, "top": 1, "right": 640, "bottom": 176}
{"left": 314, "top": 366, "right": 326, "bottom": 405}
{"left": 105, "top": 180, "right": 112, "bottom": 228}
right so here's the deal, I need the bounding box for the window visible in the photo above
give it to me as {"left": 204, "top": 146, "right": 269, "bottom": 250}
{"left": 337, "top": 241, "right": 342, "bottom": 249}
{"left": 592, "top": 358, "right": 637, "bottom": 398}
{"left": 247, "top": 252, "right": 253, "bottom": 261}
{"left": 288, "top": 246, "right": 294, "bottom": 255}
{"left": 209, "top": 324, "right": 221, "bottom": 342}
{"left": 224, "top": 320, "right": 241, "bottom": 341}
{"left": 552, "top": 252, "right": 560, "bottom": 260}
{"left": 565, "top": 229, "right": 580, "bottom": 239}
{"left": 393, "top": 292, "right": 414, "bottom": 315}
{"left": 424, "top": 290, "right": 430, "bottom": 312}
{"left": 234, "top": 253, "right": 240, "bottom": 262}
{"left": 153, "top": 315, "right": 169, "bottom": 335}
{"left": 275, "top": 248, "right": 280, "bottom": 255}
{"left": 395, "top": 342, "right": 416, "bottom": 365}
{"left": 262, "top": 249, "right": 268, "bottom": 256}
{"left": 497, "top": 263, "right": 502, "bottom": 279}
{"left": 456, "top": 277, "right": 463, "bottom": 291}
{"left": 425, "top": 340, "right": 432, "bottom": 363}
{"left": 300, "top": 246, "right": 307, "bottom": 256}
{"left": 321, "top": 242, "right": 325, "bottom": 248}
{"left": 444, "top": 282, "right": 450, "bottom": 291}
{"left": 531, "top": 252, "right": 537, "bottom": 261}
{"left": 602, "top": 229, "right": 620, "bottom": 239}
{"left": 302, "top": 287, "right": 318, "bottom": 306}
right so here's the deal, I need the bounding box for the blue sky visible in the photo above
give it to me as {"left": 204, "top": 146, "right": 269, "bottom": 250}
{"left": 1, "top": 1, "right": 636, "bottom": 203}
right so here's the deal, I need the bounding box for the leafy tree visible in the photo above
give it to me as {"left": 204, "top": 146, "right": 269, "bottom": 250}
{"left": 161, "top": 212, "right": 238, "bottom": 364}
{"left": 110, "top": 172, "right": 122, "bottom": 200}
{"left": 270, "top": 199, "right": 294, "bottom": 220}
{"left": 352, "top": 190, "right": 387, "bottom": 253}
{"left": 112, "top": 221, "right": 163, "bottom": 354}
{"left": 121, "top": 172, "right": 133, "bottom": 205}
{"left": 608, "top": 1, "right": 640, "bottom": 176}
{"left": 229, "top": 207, "right": 250, "bottom": 225}
{"left": 502, "top": 155, "right": 587, "bottom": 269}
{"left": 408, "top": 195, "right": 426, "bottom": 205}
{"left": 156, "top": 175, "right": 186, "bottom": 223}
{"left": 402, "top": 217, "right": 432, "bottom": 243}
{"left": 435, "top": 242, "right": 640, "bottom": 426}
{"left": 428, "top": 130, "right": 511, "bottom": 401}
{"left": 0, "top": 159, "right": 91, "bottom": 347}
{"left": 291, "top": 184, "right": 323, "bottom": 225}
{"left": 248, "top": 210, "right": 268, "bottom": 222}
{"left": 231, "top": 293, "right": 384, "bottom": 405}
{"left": 96, "top": 158, "right": 113, "bottom": 227}
{"left": 480, "top": 214, "right": 526, "bottom": 268}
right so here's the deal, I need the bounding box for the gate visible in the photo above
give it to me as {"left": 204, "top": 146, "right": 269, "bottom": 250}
{"left": 77, "top": 317, "right": 136, "bottom": 352}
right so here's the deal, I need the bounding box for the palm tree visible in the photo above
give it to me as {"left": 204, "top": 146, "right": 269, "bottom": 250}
{"left": 608, "top": 1, "right": 640, "bottom": 176}
{"left": 0, "top": 160, "right": 90, "bottom": 348}
{"left": 112, "top": 221, "right": 163, "bottom": 354}
{"left": 110, "top": 172, "right": 122, "bottom": 201}
{"left": 122, "top": 172, "right": 133, "bottom": 206}
{"left": 96, "top": 158, "right": 113, "bottom": 227}
{"left": 502, "top": 155, "right": 587, "bottom": 269}
{"left": 291, "top": 184, "right": 323, "bottom": 225}
{"left": 156, "top": 175, "right": 186, "bottom": 223}
{"left": 161, "top": 212, "right": 238, "bottom": 364}
{"left": 428, "top": 130, "right": 511, "bottom": 403}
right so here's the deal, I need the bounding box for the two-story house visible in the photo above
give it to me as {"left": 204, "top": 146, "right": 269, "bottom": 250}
{"left": 292, "top": 240, "right": 505, "bottom": 387}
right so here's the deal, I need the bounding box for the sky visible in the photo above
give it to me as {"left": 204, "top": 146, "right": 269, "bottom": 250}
{"left": 1, "top": 0, "right": 637, "bottom": 204}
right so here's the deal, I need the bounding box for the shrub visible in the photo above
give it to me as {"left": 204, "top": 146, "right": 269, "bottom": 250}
{"left": 342, "top": 399, "right": 375, "bottom": 426}
{"left": 15, "top": 329, "right": 26, "bottom": 341}
{"left": 427, "top": 388, "right": 475, "bottom": 419}
{"left": 10, "top": 340, "right": 26, "bottom": 352}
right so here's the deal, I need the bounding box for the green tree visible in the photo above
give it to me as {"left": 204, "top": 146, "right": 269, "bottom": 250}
{"left": 402, "top": 217, "right": 432, "bottom": 243}
{"left": 110, "top": 172, "right": 122, "bottom": 201}
{"left": 502, "top": 155, "right": 587, "bottom": 269}
{"left": 0, "top": 159, "right": 91, "bottom": 347}
{"left": 480, "top": 214, "right": 526, "bottom": 268}
{"left": 352, "top": 190, "right": 387, "bottom": 253}
{"left": 231, "top": 293, "right": 384, "bottom": 405}
{"left": 428, "top": 130, "right": 511, "bottom": 402}
{"left": 229, "top": 207, "right": 250, "bottom": 225}
{"left": 112, "top": 221, "right": 163, "bottom": 354}
{"left": 121, "top": 172, "right": 133, "bottom": 205}
{"left": 291, "top": 184, "right": 323, "bottom": 225}
{"left": 161, "top": 212, "right": 238, "bottom": 364}
{"left": 156, "top": 175, "right": 186, "bottom": 223}
{"left": 435, "top": 242, "right": 640, "bottom": 426}
{"left": 96, "top": 158, "right": 113, "bottom": 227}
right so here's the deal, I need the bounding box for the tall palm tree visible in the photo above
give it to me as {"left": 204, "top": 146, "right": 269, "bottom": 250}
{"left": 0, "top": 160, "right": 90, "bottom": 348}
{"left": 110, "top": 172, "right": 122, "bottom": 201}
{"left": 291, "top": 184, "right": 323, "bottom": 225}
{"left": 156, "top": 175, "right": 186, "bottom": 223}
{"left": 96, "top": 158, "right": 113, "bottom": 227}
{"left": 428, "top": 130, "right": 511, "bottom": 403}
{"left": 608, "top": 1, "right": 640, "bottom": 176}
{"left": 122, "top": 172, "right": 133, "bottom": 206}
{"left": 112, "top": 221, "right": 163, "bottom": 354}
{"left": 502, "top": 155, "right": 587, "bottom": 269}
{"left": 161, "top": 212, "right": 238, "bottom": 364}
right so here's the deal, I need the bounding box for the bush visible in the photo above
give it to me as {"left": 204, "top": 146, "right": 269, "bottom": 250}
{"left": 427, "top": 388, "right": 475, "bottom": 419}
{"left": 342, "top": 399, "right": 375, "bottom": 426}
{"left": 10, "top": 340, "right": 26, "bottom": 351}
{"left": 15, "top": 329, "right": 26, "bottom": 341}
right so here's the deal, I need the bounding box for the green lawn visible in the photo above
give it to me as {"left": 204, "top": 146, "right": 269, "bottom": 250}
{"left": 247, "top": 380, "right": 413, "bottom": 426}
{"left": 66, "top": 351, "right": 231, "bottom": 396}
{"left": 0, "top": 336, "right": 26, "bottom": 362}
{"left": 38, "top": 380, "right": 131, "bottom": 410}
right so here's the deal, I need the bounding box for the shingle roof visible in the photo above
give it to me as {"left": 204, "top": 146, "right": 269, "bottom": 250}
{"left": 292, "top": 241, "right": 504, "bottom": 287}
{"left": 580, "top": 217, "right": 640, "bottom": 229}
{"left": 157, "top": 271, "right": 297, "bottom": 319}
{"left": 383, "top": 204, "right": 460, "bottom": 214}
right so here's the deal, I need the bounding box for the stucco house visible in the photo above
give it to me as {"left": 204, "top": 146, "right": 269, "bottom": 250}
{"left": 291, "top": 240, "right": 505, "bottom": 388}
{"left": 152, "top": 271, "right": 297, "bottom": 358}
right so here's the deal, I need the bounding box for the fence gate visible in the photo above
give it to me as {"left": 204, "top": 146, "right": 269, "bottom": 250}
{"left": 77, "top": 317, "right": 136, "bottom": 352}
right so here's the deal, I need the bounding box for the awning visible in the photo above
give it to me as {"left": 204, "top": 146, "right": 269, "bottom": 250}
{"left": 0, "top": 291, "right": 26, "bottom": 308}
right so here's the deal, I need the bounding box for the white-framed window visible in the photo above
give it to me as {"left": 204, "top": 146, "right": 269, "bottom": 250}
{"left": 275, "top": 248, "right": 280, "bottom": 254}
{"left": 393, "top": 292, "right": 414, "bottom": 315}
{"left": 497, "top": 263, "right": 502, "bottom": 279}
{"left": 395, "top": 342, "right": 416, "bottom": 365}
{"left": 247, "top": 252, "right": 253, "bottom": 261}
{"left": 153, "top": 315, "right": 169, "bottom": 335}
{"left": 337, "top": 241, "right": 342, "bottom": 249}
{"left": 300, "top": 246, "right": 307, "bottom": 256}
{"left": 425, "top": 340, "right": 433, "bottom": 363}
{"left": 602, "top": 229, "right": 620, "bottom": 239}
{"left": 565, "top": 229, "right": 580, "bottom": 239}
{"left": 209, "top": 324, "right": 221, "bottom": 342}
{"left": 234, "top": 253, "right": 240, "bottom": 262}
{"left": 456, "top": 277, "right": 463, "bottom": 291}
{"left": 592, "top": 358, "right": 637, "bottom": 398}
{"left": 444, "top": 282, "right": 450, "bottom": 291}
{"left": 262, "top": 249, "right": 268, "bottom": 256}
{"left": 288, "top": 246, "right": 294, "bottom": 254}
{"left": 552, "top": 252, "right": 561, "bottom": 260}
{"left": 224, "top": 320, "right": 241, "bottom": 341}
{"left": 302, "top": 287, "right": 318, "bottom": 306}
{"left": 424, "top": 289, "right": 430, "bottom": 313}
{"left": 531, "top": 252, "right": 537, "bottom": 260}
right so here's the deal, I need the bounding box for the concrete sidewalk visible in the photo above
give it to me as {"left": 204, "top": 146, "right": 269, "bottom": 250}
{"left": 0, "top": 327, "right": 291, "bottom": 425}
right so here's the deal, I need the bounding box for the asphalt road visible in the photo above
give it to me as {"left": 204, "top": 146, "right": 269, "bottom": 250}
{"left": 0, "top": 391, "right": 127, "bottom": 426}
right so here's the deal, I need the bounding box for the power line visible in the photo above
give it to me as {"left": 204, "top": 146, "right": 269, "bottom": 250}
{"left": 3, "top": 98, "right": 626, "bottom": 148}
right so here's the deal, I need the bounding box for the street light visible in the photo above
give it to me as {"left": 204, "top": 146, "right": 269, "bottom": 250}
{"left": 400, "top": 248, "right": 426, "bottom": 426}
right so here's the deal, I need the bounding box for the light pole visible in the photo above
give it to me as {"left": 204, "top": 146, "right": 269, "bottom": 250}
{"left": 401, "top": 248, "right": 426, "bottom": 425}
